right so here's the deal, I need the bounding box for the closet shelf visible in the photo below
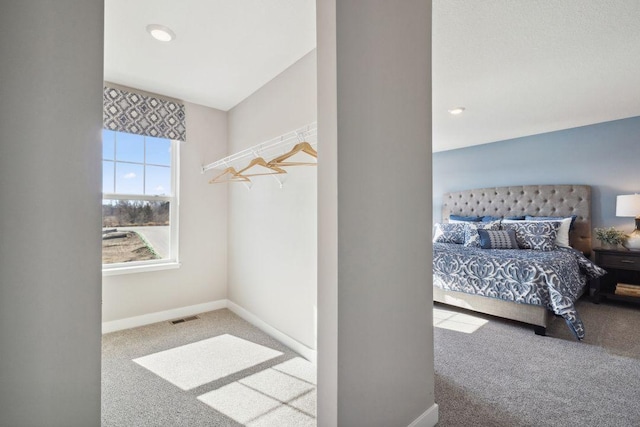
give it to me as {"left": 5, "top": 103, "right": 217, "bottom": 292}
{"left": 201, "top": 122, "right": 317, "bottom": 175}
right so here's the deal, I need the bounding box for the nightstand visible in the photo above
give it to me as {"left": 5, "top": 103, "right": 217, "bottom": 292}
{"left": 592, "top": 248, "right": 640, "bottom": 304}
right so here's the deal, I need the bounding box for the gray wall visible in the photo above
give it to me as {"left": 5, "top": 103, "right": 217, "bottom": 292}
{"left": 433, "top": 116, "right": 640, "bottom": 234}
{"left": 318, "top": 1, "right": 436, "bottom": 426}
{"left": 0, "top": 1, "right": 103, "bottom": 426}
{"left": 227, "top": 51, "right": 317, "bottom": 351}
{"left": 103, "top": 102, "right": 228, "bottom": 324}
{"left": 316, "top": 0, "right": 339, "bottom": 422}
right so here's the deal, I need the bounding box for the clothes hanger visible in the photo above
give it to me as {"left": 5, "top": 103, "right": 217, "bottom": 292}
{"left": 236, "top": 157, "right": 287, "bottom": 177}
{"left": 268, "top": 141, "right": 317, "bottom": 167}
{"left": 208, "top": 167, "right": 251, "bottom": 184}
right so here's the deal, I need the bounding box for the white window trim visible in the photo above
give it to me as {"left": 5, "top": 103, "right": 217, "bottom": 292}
{"left": 102, "top": 139, "right": 180, "bottom": 275}
{"left": 102, "top": 261, "right": 181, "bottom": 276}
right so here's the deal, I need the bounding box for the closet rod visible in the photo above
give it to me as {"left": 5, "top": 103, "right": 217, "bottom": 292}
{"left": 201, "top": 121, "right": 317, "bottom": 174}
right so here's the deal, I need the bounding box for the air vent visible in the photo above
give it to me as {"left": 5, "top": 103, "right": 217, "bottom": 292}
{"left": 170, "top": 315, "right": 199, "bottom": 325}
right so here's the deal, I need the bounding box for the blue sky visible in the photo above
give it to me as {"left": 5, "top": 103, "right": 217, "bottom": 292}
{"left": 102, "top": 130, "right": 171, "bottom": 195}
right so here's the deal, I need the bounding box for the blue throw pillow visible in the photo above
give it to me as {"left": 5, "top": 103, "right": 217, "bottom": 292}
{"left": 481, "top": 215, "right": 503, "bottom": 222}
{"left": 464, "top": 221, "right": 501, "bottom": 247}
{"left": 478, "top": 229, "right": 519, "bottom": 249}
{"left": 449, "top": 214, "right": 482, "bottom": 222}
{"left": 504, "top": 215, "right": 526, "bottom": 220}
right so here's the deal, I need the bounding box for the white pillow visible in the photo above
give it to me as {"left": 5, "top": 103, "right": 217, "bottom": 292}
{"left": 505, "top": 218, "right": 571, "bottom": 248}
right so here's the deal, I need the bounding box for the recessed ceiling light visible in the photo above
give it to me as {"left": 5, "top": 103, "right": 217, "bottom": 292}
{"left": 448, "top": 107, "right": 465, "bottom": 115}
{"left": 146, "top": 24, "right": 176, "bottom": 42}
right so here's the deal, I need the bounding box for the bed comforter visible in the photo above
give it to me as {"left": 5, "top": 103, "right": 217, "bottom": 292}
{"left": 433, "top": 243, "right": 606, "bottom": 339}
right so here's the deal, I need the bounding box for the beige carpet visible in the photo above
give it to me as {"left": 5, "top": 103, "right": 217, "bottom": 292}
{"left": 133, "top": 334, "right": 284, "bottom": 391}
{"left": 102, "top": 309, "right": 315, "bottom": 427}
{"left": 434, "top": 298, "right": 640, "bottom": 426}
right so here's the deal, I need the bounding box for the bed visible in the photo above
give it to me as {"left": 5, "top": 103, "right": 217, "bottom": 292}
{"left": 433, "top": 184, "right": 605, "bottom": 339}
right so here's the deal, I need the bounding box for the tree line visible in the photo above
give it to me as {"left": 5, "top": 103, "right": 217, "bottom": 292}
{"left": 102, "top": 200, "right": 170, "bottom": 227}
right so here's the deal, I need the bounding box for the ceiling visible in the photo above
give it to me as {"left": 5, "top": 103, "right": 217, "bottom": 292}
{"left": 104, "top": 0, "right": 316, "bottom": 111}
{"left": 433, "top": 0, "right": 640, "bottom": 151}
{"left": 104, "top": 0, "right": 640, "bottom": 152}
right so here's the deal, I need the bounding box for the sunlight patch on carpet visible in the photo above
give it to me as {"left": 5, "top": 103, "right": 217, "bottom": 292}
{"left": 198, "top": 382, "right": 282, "bottom": 424}
{"left": 434, "top": 307, "right": 488, "bottom": 334}
{"left": 240, "top": 366, "right": 314, "bottom": 402}
{"left": 247, "top": 404, "right": 316, "bottom": 427}
{"left": 198, "top": 357, "right": 316, "bottom": 425}
{"left": 133, "top": 334, "right": 283, "bottom": 390}
{"left": 289, "top": 388, "right": 317, "bottom": 418}
{"left": 272, "top": 357, "right": 317, "bottom": 385}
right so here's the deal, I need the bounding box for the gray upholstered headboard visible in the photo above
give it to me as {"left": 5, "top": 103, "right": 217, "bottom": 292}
{"left": 442, "top": 185, "right": 592, "bottom": 256}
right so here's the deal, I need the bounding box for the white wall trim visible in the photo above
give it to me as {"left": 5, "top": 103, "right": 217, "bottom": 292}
{"left": 407, "top": 404, "right": 439, "bottom": 427}
{"left": 227, "top": 300, "right": 317, "bottom": 364}
{"left": 102, "top": 261, "right": 181, "bottom": 277}
{"left": 102, "top": 300, "right": 227, "bottom": 334}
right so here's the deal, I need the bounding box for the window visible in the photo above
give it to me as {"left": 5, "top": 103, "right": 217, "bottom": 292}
{"left": 102, "top": 129, "right": 179, "bottom": 272}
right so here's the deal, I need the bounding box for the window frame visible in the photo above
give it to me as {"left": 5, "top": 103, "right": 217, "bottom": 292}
{"left": 101, "top": 133, "right": 180, "bottom": 275}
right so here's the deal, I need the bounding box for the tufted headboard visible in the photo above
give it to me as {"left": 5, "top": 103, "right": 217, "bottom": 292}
{"left": 442, "top": 185, "right": 592, "bottom": 256}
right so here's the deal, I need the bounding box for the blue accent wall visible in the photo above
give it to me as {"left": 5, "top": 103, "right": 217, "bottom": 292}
{"left": 433, "top": 116, "right": 640, "bottom": 232}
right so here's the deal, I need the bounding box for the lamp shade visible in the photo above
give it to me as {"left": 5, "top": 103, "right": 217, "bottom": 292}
{"left": 616, "top": 194, "right": 640, "bottom": 218}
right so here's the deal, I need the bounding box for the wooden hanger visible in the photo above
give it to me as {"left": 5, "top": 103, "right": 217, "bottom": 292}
{"left": 208, "top": 167, "right": 251, "bottom": 184}
{"left": 236, "top": 157, "right": 287, "bottom": 177}
{"left": 268, "top": 142, "right": 317, "bottom": 167}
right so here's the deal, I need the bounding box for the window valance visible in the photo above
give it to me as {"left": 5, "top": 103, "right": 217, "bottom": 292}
{"left": 103, "top": 86, "right": 186, "bottom": 141}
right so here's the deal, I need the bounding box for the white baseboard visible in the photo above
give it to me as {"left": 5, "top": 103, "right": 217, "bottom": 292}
{"left": 408, "top": 403, "right": 439, "bottom": 427}
{"left": 226, "top": 300, "right": 317, "bottom": 364}
{"left": 102, "top": 299, "right": 318, "bottom": 364}
{"left": 102, "top": 300, "right": 228, "bottom": 334}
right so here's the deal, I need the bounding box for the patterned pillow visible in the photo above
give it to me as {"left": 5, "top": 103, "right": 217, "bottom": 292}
{"left": 523, "top": 217, "right": 572, "bottom": 248}
{"left": 525, "top": 215, "right": 577, "bottom": 230}
{"left": 478, "top": 229, "right": 519, "bottom": 249}
{"left": 433, "top": 223, "right": 466, "bottom": 244}
{"left": 464, "top": 221, "right": 501, "bottom": 247}
{"left": 501, "top": 221, "right": 560, "bottom": 251}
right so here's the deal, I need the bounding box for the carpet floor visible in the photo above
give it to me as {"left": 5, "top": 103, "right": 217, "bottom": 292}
{"left": 434, "top": 298, "right": 640, "bottom": 426}
{"left": 102, "top": 309, "right": 315, "bottom": 427}
{"left": 104, "top": 300, "right": 640, "bottom": 426}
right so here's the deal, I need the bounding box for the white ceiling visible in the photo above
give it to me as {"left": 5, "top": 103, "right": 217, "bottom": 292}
{"left": 104, "top": 0, "right": 640, "bottom": 152}
{"left": 433, "top": 0, "right": 640, "bottom": 151}
{"left": 104, "top": 0, "right": 316, "bottom": 111}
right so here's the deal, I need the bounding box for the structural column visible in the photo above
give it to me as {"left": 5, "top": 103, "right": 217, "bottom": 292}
{"left": 0, "top": 2, "right": 104, "bottom": 426}
{"left": 318, "top": 1, "right": 437, "bottom": 426}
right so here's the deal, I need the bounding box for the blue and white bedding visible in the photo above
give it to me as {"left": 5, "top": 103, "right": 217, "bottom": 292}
{"left": 433, "top": 243, "right": 606, "bottom": 339}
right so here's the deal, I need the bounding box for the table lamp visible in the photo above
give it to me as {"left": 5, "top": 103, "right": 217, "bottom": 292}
{"left": 616, "top": 194, "right": 640, "bottom": 250}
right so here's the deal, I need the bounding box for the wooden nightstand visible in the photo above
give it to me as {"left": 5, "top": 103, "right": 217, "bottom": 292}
{"left": 592, "top": 248, "right": 640, "bottom": 304}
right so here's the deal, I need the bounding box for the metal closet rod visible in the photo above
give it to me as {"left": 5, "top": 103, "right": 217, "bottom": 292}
{"left": 201, "top": 121, "right": 318, "bottom": 173}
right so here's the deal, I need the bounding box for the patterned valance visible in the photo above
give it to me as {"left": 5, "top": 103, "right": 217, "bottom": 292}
{"left": 103, "top": 86, "right": 186, "bottom": 141}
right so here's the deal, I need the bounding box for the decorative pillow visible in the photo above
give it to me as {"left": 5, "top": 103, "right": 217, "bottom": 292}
{"left": 523, "top": 217, "right": 572, "bottom": 248}
{"left": 501, "top": 221, "right": 560, "bottom": 251}
{"left": 481, "top": 215, "right": 503, "bottom": 222}
{"left": 433, "top": 223, "right": 466, "bottom": 244}
{"left": 525, "top": 215, "right": 577, "bottom": 230}
{"left": 450, "top": 215, "right": 513, "bottom": 223}
{"left": 448, "top": 214, "right": 483, "bottom": 223}
{"left": 504, "top": 215, "right": 526, "bottom": 221}
{"left": 478, "top": 229, "right": 519, "bottom": 249}
{"left": 464, "top": 221, "right": 501, "bottom": 247}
